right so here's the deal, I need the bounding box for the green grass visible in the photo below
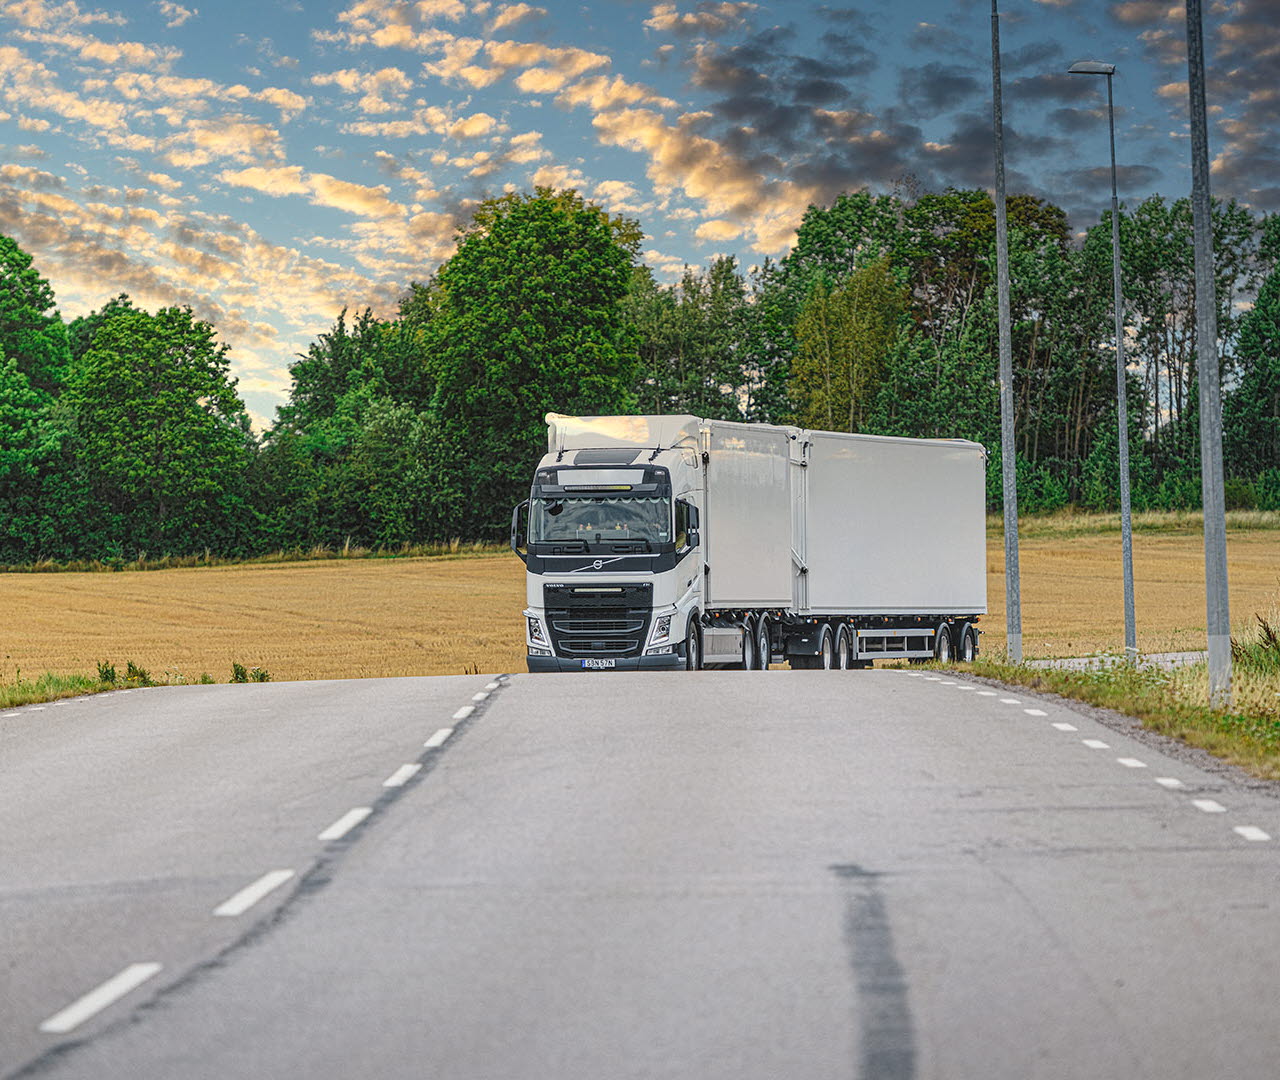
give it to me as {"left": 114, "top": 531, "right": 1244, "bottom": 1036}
{"left": 0, "top": 672, "right": 116, "bottom": 709}
{"left": 948, "top": 625, "right": 1280, "bottom": 780}
{"left": 0, "top": 539, "right": 508, "bottom": 574}
{"left": 990, "top": 508, "right": 1280, "bottom": 540}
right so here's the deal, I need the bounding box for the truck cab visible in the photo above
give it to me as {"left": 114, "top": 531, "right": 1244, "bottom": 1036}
{"left": 512, "top": 416, "right": 704, "bottom": 671}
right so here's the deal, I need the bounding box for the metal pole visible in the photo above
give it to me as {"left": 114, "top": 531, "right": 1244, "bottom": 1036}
{"left": 1185, "top": 0, "right": 1232, "bottom": 705}
{"left": 1106, "top": 73, "right": 1139, "bottom": 663}
{"left": 991, "top": 0, "right": 1021, "bottom": 662}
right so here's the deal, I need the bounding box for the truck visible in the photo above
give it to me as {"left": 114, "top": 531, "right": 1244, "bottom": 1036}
{"left": 511, "top": 414, "right": 987, "bottom": 672}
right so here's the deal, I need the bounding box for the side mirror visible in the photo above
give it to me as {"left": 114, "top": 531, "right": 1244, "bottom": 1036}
{"left": 687, "top": 504, "right": 700, "bottom": 550}
{"left": 511, "top": 500, "right": 529, "bottom": 563}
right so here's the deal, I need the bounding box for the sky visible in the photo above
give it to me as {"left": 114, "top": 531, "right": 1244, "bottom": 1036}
{"left": 0, "top": 0, "right": 1277, "bottom": 426}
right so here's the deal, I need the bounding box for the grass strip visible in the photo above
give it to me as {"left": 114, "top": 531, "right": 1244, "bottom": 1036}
{"left": 956, "top": 652, "right": 1280, "bottom": 781}
{"left": 0, "top": 672, "right": 115, "bottom": 709}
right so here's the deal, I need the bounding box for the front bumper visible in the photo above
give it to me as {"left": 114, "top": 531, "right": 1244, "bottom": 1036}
{"left": 527, "top": 653, "right": 684, "bottom": 672}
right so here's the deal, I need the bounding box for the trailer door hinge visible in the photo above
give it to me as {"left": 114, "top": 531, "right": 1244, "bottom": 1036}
{"left": 798, "top": 566, "right": 808, "bottom": 575}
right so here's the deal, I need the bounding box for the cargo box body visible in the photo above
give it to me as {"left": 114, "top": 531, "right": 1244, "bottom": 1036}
{"left": 517, "top": 414, "right": 987, "bottom": 671}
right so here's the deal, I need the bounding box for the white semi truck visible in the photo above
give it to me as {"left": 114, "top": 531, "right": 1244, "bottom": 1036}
{"left": 511, "top": 414, "right": 987, "bottom": 672}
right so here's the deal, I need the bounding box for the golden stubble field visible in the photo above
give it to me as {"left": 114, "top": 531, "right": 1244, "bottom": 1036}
{"left": 3, "top": 525, "right": 1279, "bottom": 682}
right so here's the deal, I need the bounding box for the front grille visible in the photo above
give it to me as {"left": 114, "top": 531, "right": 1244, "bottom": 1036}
{"left": 544, "top": 583, "right": 652, "bottom": 658}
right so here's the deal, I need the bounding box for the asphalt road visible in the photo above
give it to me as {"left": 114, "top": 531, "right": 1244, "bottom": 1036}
{"left": 4, "top": 669, "right": 1280, "bottom": 1079}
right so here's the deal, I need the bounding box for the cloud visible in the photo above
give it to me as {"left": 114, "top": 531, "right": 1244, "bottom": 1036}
{"left": 319, "top": 0, "right": 465, "bottom": 51}
{"left": 312, "top": 65, "right": 412, "bottom": 113}
{"left": 220, "top": 164, "right": 405, "bottom": 219}
{"left": 426, "top": 38, "right": 610, "bottom": 89}
{"left": 487, "top": 3, "right": 545, "bottom": 33}
{"left": 157, "top": 1, "right": 195, "bottom": 28}
{"left": 644, "top": 2, "right": 758, "bottom": 38}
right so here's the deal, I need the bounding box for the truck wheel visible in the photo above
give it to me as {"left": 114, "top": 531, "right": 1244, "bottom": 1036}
{"left": 685, "top": 616, "right": 702, "bottom": 671}
{"left": 754, "top": 618, "right": 771, "bottom": 670}
{"left": 818, "top": 624, "right": 834, "bottom": 669}
{"left": 739, "top": 617, "right": 757, "bottom": 671}
{"left": 956, "top": 622, "right": 977, "bottom": 662}
{"left": 835, "top": 625, "right": 852, "bottom": 669}
{"left": 934, "top": 623, "right": 953, "bottom": 662}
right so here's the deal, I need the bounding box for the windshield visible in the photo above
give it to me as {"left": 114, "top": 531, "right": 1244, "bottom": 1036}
{"left": 530, "top": 495, "right": 671, "bottom": 547}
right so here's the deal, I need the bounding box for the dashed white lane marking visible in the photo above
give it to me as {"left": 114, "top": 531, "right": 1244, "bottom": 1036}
{"left": 1052, "top": 722, "right": 1078, "bottom": 731}
{"left": 383, "top": 764, "right": 421, "bottom": 788}
{"left": 1117, "top": 758, "right": 1148, "bottom": 769}
{"left": 1082, "top": 739, "right": 1111, "bottom": 749}
{"left": 213, "top": 869, "right": 295, "bottom": 917}
{"left": 424, "top": 728, "right": 453, "bottom": 749}
{"left": 1024, "top": 708, "right": 1048, "bottom": 717}
{"left": 925, "top": 677, "right": 942, "bottom": 682}
{"left": 451, "top": 705, "right": 475, "bottom": 721}
{"left": 955, "top": 685, "right": 976, "bottom": 691}
{"left": 484, "top": 681, "right": 500, "bottom": 691}
{"left": 471, "top": 691, "right": 489, "bottom": 702}
{"left": 39, "top": 962, "right": 162, "bottom": 1034}
{"left": 28, "top": 706, "right": 45, "bottom": 712}
{"left": 1155, "top": 777, "right": 1187, "bottom": 790}
{"left": 976, "top": 691, "right": 998, "bottom": 697}
{"left": 938, "top": 681, "right": 958, "bottom": 686}
{"left": 999, "top": 698, "right": 1021, "bottom": 705}
{"left": 1192, "top": 799, "right": 1228, "bottom": 814}
{"left": 2, "top": 712, "right": 19, "bottom": 718}
{"left": 1234, "top": 826, "right": 1271, "bottom": 842}
{"left": 318, "top": 807, "right": 372, "bottom": 841}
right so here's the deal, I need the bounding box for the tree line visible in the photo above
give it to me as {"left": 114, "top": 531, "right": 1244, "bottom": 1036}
{"left": 0, "top": 184, "right": 1276, "bottom": 563}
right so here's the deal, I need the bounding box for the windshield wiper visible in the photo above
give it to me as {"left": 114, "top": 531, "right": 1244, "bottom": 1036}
{"left": 604, "top": 537, "right": 653, "bottom": 551}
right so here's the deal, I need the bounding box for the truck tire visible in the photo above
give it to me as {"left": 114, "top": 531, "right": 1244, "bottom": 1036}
{"left": 685, "top": 615, "right": 702, "bottom": 671}
{"left": 934, "top": 623, "right": 953, "bottom": 662}
{"left": 818, "top": 624, "right": 835, "bottom": 669}
{"left": 835, "top": 625, "right": 852, "bottom": 669}
{"left": 738, "top": 617, "right": 757, "bottom": 671}
{"left": 754, "top": 618, "right": 771, "bottom": 670}
{"left": 956, "top": 622, "right": 977, "bottom": 662}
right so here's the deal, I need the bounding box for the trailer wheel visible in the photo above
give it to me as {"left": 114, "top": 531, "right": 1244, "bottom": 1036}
{"left": 956, "top": 622, "right": 977, "bottom": 662}
{"left": 835, "top": 625, "right": 852, "bottom": 669}
{"left": 739, "top": 617, "right": 757, "bottom": 671}
{"left": 685, "top": 615, "right": 702, "bottom": 671}
{"left": 934, "top": 623, "right": 953, "bottom": 662}
{"left": 754, "top": 618, "right": 771, "bottom": 670}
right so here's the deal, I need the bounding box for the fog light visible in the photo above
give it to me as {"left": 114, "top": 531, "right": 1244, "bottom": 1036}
{"left": 646, "top": 645, "right": 674, "bottom": 656}
{"left": 528, "top": 647, "right": 552, "bottom": 657}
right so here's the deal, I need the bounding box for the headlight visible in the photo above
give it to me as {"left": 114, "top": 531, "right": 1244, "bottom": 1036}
{"left": 649, "top": 613, "right": 673, "bottom": 645}
{"left": 527, "top": 615, "right": 548, "bottom": 646}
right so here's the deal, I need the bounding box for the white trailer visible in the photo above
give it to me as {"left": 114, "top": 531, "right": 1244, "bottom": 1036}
{"left": 512, "top": 414, "right": 987, "bottom": 671}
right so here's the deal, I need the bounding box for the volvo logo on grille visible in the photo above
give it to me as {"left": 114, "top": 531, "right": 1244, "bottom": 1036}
{"left": 593, "top": 559, "right": 603, "bottom": 569}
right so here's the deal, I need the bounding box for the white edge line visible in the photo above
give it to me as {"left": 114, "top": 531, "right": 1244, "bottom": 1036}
{"left": 451, "top": 705, "right": 475, "bottom": 721}
{"left": 1155, "top": 777, "right": 1186, "bottom": 790}
{"left": 999, "top": 698, "right": 1021, "bottom": 705}
{"left": 1024, "top": 709, "right": 1048, "bottom": 716}
{"left": 383, "top": 764, "right": 421, "bottom": 788}
{"left": 1082, "top": 739, "right": 1111, "bottom": 749}
{"left": 424, "top": 727, "right": 454, "bottom": 749}
{"left": 1233, "top": 826, "right": 1271, "bottom": 842}
{"left": 484, "top": 681, "right": 500, "bottom": 690}
{"left": 1116, "top": 758, "right": 1148, "bottom": 768}
{"left": 1052, "top": 722, "right": 1078, "bottom": 731}
{"left": 318, "top": 807, "right": 372, "bottom": 841}
{"left": 39, "top": 962, "right": 163, "bottom": 1034}
{"left": 1192, "top": 799, "right": 1228, "bottom": 814}
{"left": 213, "top": 869, "right": 296, "bottom": 917}
{"left": 471, "top": 691, "right": 489, "bottom": 702}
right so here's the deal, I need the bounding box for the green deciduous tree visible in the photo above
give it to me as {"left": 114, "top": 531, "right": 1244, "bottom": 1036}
{"left": 427, "top": 188, "right": 641, "bottom": 538}
{"left": 0, "top": 235, "right": 72, "bottom": 396}
{"left": 68, "top": 306, "right": 255, "bottom": 556}
{"left": 792, "top": 257, "right": 908, "bottom": 432}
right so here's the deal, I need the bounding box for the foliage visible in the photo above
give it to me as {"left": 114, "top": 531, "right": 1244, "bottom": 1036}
{"left": 0, "top": 235, "right": 72, "bottom": 396}
{"left": 425, "top": 187, "right": 641, "bottom": 538}
{"left": 67, "top": 305, "right": 255, "bottom": 557}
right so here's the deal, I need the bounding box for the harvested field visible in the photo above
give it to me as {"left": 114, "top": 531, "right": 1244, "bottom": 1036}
{"left": 3, "top": 520, "right": 1278, "bottom": 681}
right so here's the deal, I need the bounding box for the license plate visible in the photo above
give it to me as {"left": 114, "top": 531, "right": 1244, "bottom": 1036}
{"left": 581, "top": 658, "right": 616, "bottom": 670}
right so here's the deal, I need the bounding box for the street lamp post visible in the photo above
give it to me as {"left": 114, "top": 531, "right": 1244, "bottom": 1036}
{"left": 992, "top": 0, "right": 1022, "bottom": 663}
{"left": 1185, "top": 0, "right": 1232, "bottom": 706}
{"left": 1069, "top": 60, "right": 1138, "bottom": 663}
